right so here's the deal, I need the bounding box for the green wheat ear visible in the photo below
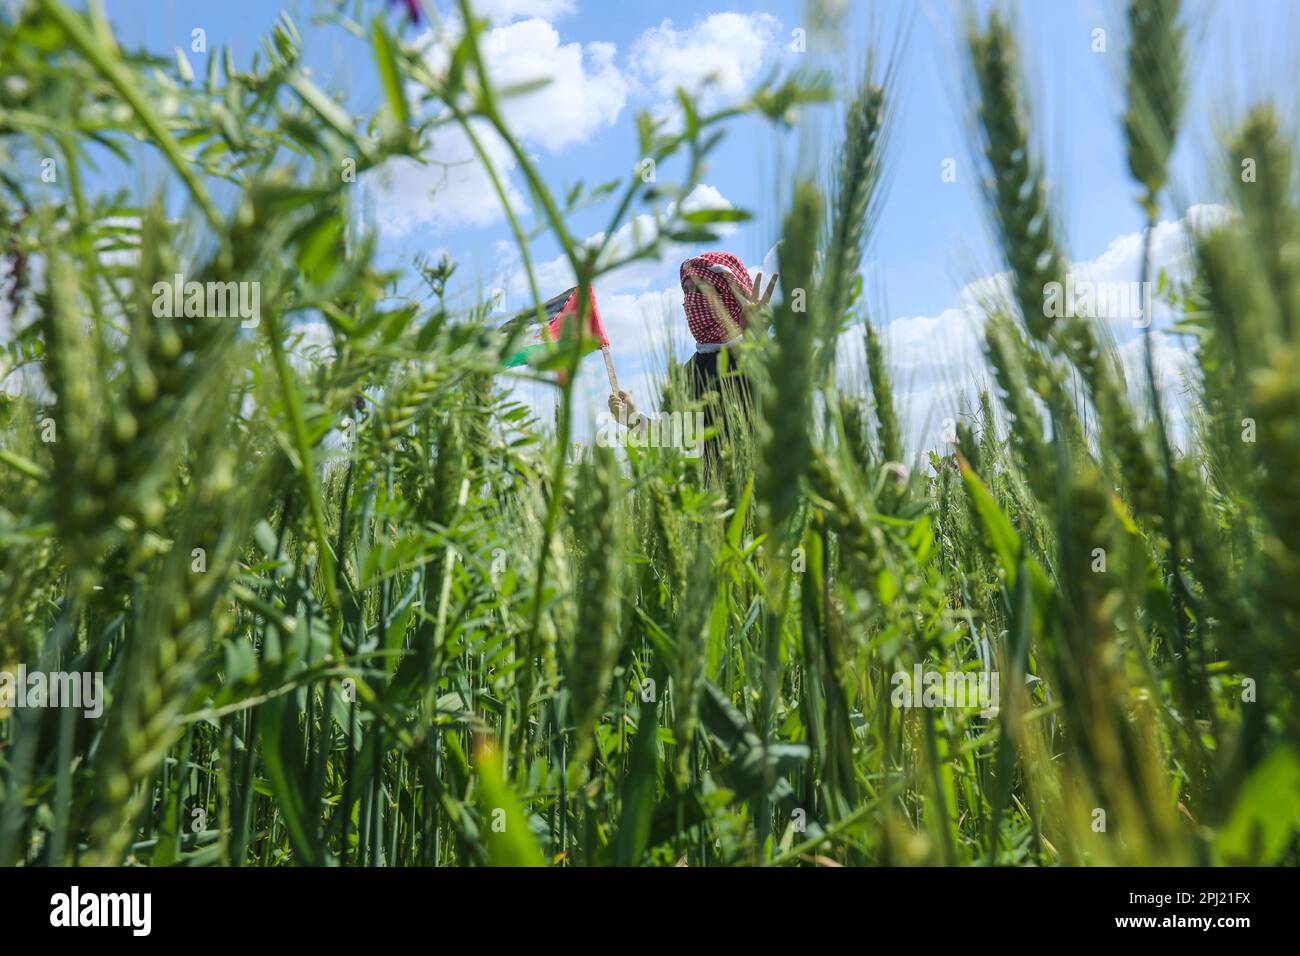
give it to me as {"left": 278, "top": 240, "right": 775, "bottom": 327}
{"left": 983, "top": 312, "right": 1052, "bottom": 503}
{"left": 969, "top": 8, "right": 1164, "bottom": 524}
{"left": 564, "top": 445, "right": 625, "bottom": 771}
{"left": 757, "top": 180, "right": 822, "bottom": 534}
{"left": 1123, "top": 0, "right": 1186, "bottom": 216}
{"left": 1228, "top": 110, "right": 1300, "bottom": 668}
{"left": 838, "top": 393, "right": 871, "bottom": 473}
{"left": 864, "top": 322, "right": 901, "bottom": 465}
{"left": 367, "top": 360, "right": 442, "bottom": 468}
{"left": 1230, "top": 106, "right": 1299, "bottom": 340}
{"left": 84, "top": 430, "right": 267, "bottom": 865}
{"left": 670, "top": 524, "right": 716, "bottom": 784}
{"left": 966, "top": 10, "right": 1066, "bottom": 345}
{"left": 822, "top": 67, "right": 888, "bottom": 376}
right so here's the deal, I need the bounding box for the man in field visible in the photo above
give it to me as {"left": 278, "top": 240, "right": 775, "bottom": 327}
{"left": 607, "top": 252, "right": 777, "bottom": 471}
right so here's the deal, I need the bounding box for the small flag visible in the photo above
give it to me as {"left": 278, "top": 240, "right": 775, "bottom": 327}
{"left": 504, "top": 286, "right": 609, "bottom": 368}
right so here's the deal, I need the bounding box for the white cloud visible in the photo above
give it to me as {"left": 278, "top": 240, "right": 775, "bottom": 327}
{"left": 1117, "top": 331, "right": 1197, "bottom": 408}
{"left": 629, "top": 13, "right": 781, "bottom": 113}
{"left": 371, "top": 120, "right": 525, "bottom": 234}
{"left": 837, "top": 206, "right": 1224, "bottom": 459}
{"left": 468, "top": 0, "right": 576, "bottom": 23}
{"left": 481, "top": 20, "right": 626, "bottom": 148}
{"left": 1064, "top": 204, "right": 1225, "bottom": 334}
{"left": 371, "top": 17, "right": 626, "bottom": 235}
{"left": 600, "top": 286, "right": 689, "bottom": 361}
{"left": 836, "top": 285, "right": 994, "bottom": 456}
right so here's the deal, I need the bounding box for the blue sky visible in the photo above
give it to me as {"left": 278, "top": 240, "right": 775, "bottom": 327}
{"left": 7, "top": 0, "right": 1300, "bottom": 450}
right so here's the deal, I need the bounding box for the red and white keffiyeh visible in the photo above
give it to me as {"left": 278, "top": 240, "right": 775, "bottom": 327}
{"left": 680, "top": 252, "right": 752, "bottom": 346}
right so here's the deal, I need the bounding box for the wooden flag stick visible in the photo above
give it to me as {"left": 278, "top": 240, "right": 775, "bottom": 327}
{"left": 602, "top": 345, "right": 620, "bottom": 394}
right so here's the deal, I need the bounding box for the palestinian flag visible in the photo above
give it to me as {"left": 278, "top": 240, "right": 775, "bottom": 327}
{"left": 504, "top": 285, "right": 609, "bottom": 368}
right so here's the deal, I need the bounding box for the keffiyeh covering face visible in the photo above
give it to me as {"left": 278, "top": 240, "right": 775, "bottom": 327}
{"left": 680, "top": 252, "right": 752, "bottom": 345}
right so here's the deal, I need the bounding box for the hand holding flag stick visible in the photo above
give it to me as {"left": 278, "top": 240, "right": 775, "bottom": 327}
{"left": 601, "top": 345, "right": 619, "bottom": 394}
{"left": 604, "top": 346, "right": 643, "bottom": 427}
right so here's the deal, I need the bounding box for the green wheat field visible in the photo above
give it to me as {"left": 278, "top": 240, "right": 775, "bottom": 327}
{"left": 1, "top": 0, "right": 1298, "bottom": 867}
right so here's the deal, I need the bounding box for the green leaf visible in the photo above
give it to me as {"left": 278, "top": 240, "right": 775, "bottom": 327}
{"left": 151, "top": 728, "right": 193, "bottom": 867}
{"left": 288, "top": 71, "right": 363, "bottom": 152}
{"left": 1217, "top": 747, "right": 1300, "bottom": 864}
{"left": 665, "top": 228, "right": 720, "bottom": 244}
{"left": 175, "top": 46, "right": 194, "bottom": 83}
{"left": 259, "top": 695, "right": 331, "bottom": 866}
{"left": 370, "top": 18, "right": 409, "bottom": 131}
{"left": 681, "top": 207, "right": 753, "bottom": 225}
{"left": 473, "top": 741, "right": 545, "bottom": 867}
{"left": 615, "top": 686, "right": 661, "bottom": 865}
{"left": 957, "top": 452, "right": 1021, "bottom": 584}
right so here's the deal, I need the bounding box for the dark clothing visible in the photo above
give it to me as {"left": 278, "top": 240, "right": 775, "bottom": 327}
{"left": 685, "top": 347, "right": 753, "bottom": 476}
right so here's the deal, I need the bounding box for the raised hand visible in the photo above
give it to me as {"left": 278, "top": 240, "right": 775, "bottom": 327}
{"left": 729, "top": 271, "right": 779, "bottom": 323}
